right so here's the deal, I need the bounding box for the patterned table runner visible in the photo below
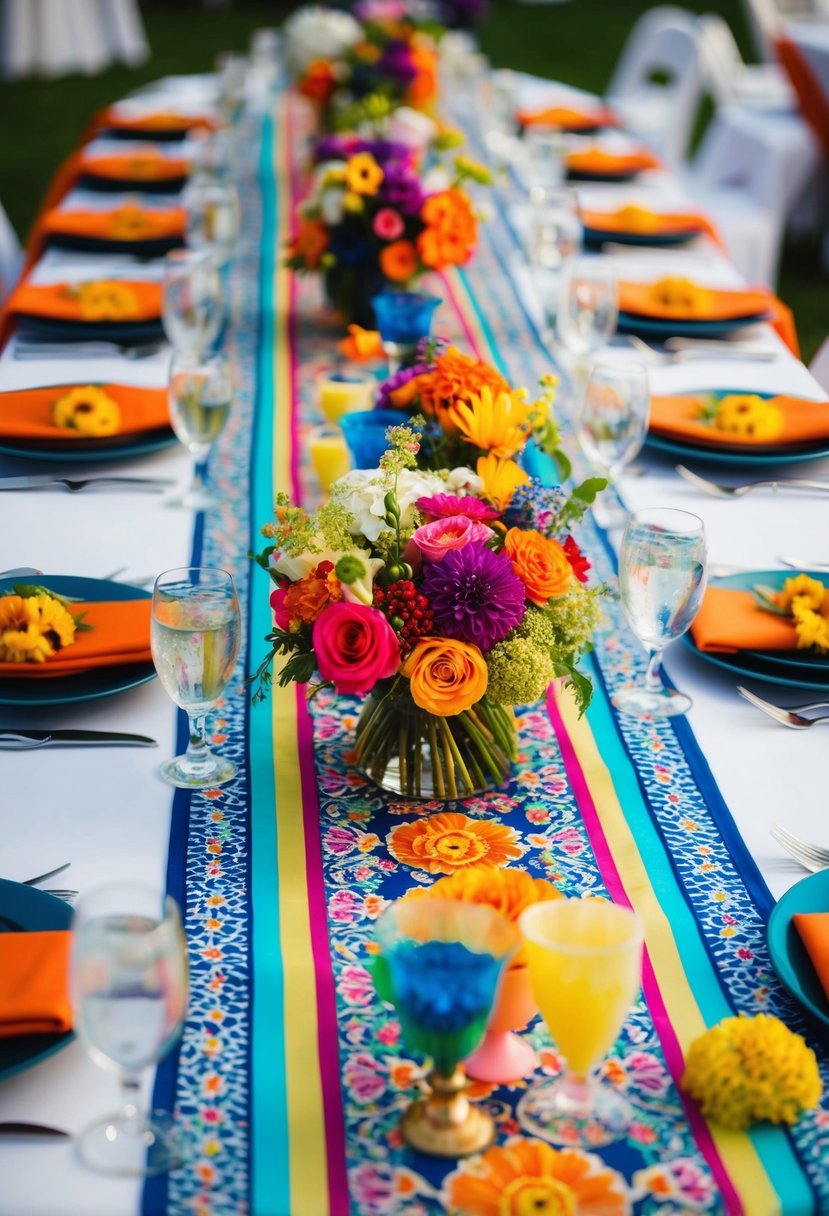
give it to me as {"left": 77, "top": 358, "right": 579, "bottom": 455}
{"left": 145, "top": 97, "right": 829, "bottom": 1216}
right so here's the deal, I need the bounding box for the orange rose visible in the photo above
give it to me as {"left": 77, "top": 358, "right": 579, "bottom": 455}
{"left": 379, "top": 239, "right": 418, "bottom": 283}
{"left": 504, "top": 528, "right": 573, "bottom": 605}
{"left": 402, "top": 636, "right": 488, "bottom": 716}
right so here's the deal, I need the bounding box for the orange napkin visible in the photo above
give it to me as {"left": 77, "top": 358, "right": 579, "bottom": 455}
{"left": 581, "top": 205, "right": 721, "bottom": 245}
{"left": 0, "top": 598, "right": 152, "bottom": 678}
{"left": 7, "top": 279, "right": 162, "bottom": 324}
{"left": 0, "top": 384, "right": 170, "bottom": 442}
{"left": 517, "top": 103, "right": 617, "bottom": 131}
{"left": 690, "top": 586, "right": 798, "bottom": 654}
{"left": 79, "top": 151, "right": 190, "bottom": 185}
{"left": 619, "top": 279, "right": 771, "bottom": 322}
{"left": 793, "top": 913, "right": 829, "bottom": 1002}
{"left": 98, "top": 108, "right": 215, "bottom": 136}
{"left": 650, "top": 393, "right": 829, "bottom": 449}
{"left": 0, "top": 931, "right": 72, "bottom": 1038}
{"left": 566, "top": 146, "right": 661, "bottom": 177}
{"left": 41, "top": 206, "right": 185, "bottom": 244}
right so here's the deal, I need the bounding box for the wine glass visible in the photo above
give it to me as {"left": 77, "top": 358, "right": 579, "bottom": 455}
{"left": 182, "top": 175, "right": 240, "bottom": 268}
{"left": 557, "top": 256, "right": 618, "bottom": 359}
{"left": 615, "top": 508, "right": 707, "bottom": 718}
{"left": 575, "top": 360, "right": 650, "bottom": 528}
{"left": 70, "top": 883, "right": 189, "bottom": 1176}
{"left": 162, "top": 249, "right": 223, "bottom": 357}
{"left": 523, "top": 132, "right": 567, "bottom": 204}
{"left": 528, "top": 191, "right": 582, "bottom": 342}
{"left": 168, "top": 351, "right": 233, "bottom": 512}
{"left": 517, "top": 898, "right": 643, "bottom": 1146}
{"left": 151, "top": 566, "right": 242, "bottom": 788}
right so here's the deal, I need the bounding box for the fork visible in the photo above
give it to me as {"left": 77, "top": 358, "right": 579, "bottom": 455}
{"left": 676, "top": 465, "right": 829, "bottom": 499}
{"left": 770, "top": 823, "right": 829, "bottom": 871}
{"left": 737, "top": 686, "right": 829, "bottom": 729}
{"left": 627, "top": 334, "right": 777, "bottom": 364}
{"left": 12, "top": 340, "right": 165, "bottom": 361}
{"left": 1, "top": 476, "right": 174, "bottom": 493}
{"left": 778, "top": 556, "right": 829, "bottom": 572}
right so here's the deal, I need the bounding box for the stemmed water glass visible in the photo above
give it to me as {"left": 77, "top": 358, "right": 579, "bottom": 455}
{"left": 162, "top": 248, "right": 223, "bottom": 357}
{"left": 168, "top": 350, "right": 233, "bottom": 511}
{"left": 70, "top": 883, "right": 189, "bottom": 1176}
{"left": 151, "top": 566, "right": 242, "bottom": 788}
{"left": 182, "top": 175, "right": 240, "bottom": 268}
{"left": 557, "top": 256, "right": 618, "bottom": 359}
{"left": 517, "top": 898, "right": 643, "bottom": 1146}
{"left": 528, "top": 191, "right": 582, "bottom": 341}
{"left": 615, "top": 508, "right": 707, "bottom": 718}
{"left": 575, "top": 360, "right": 650, "bottom": 528}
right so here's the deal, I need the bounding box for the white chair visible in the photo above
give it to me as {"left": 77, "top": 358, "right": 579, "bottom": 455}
{"left": 810, "top": 335, "right": 829, "bottom": 394}
{"left": 0, "top": 202, "right": 22, "bottom": 305}
{"left": 92, "top": 0, "right": 149, "bottom": 67}
{"left": 605, "top": 6, "right": 706, "bottom": 165}
{"left": 1, "top": 0, "right": 147, "bottom": 77}
{"left": 685, "top": 102, "right": 821, "bottom": 284}
{"left": 699, "top": 13, "right": 796, "bottom": 109}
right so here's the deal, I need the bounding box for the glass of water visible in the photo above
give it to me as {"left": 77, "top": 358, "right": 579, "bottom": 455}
{"left": 182, "top": 175, "right": 240, "bottom": 268}
{"left": 162, "top": 248, "right": 223, "bottom": 357}
{"left": 576, "top": 360, "right": 650, "bottom": 527}
{"left": 529, "top": 190, "right": 582, "bottom": 341}
{"left": 168, "top": 350, "right": 233, "bottom": 512}
{"left": 151, "top": 566, "right": 242, "bottom": 788}
{"left": 70, "top": 883, "right": 188, "bottom": 1176}
{"left": 557, "top": 256, "right": 618, "bottom": 359}
{"left": 615, "top": 509, "right": 707, "bottom": 718}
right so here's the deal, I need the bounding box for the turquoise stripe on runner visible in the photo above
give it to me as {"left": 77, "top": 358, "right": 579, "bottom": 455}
{"left": 584, "top": 656, "right": 813, "bottom": 1212}
{"left": 249, "top": 112, "right": 291, "bottom": 1216}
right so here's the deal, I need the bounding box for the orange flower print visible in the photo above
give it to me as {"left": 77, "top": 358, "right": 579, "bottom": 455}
{"left": 444, "top": 1137, "right": 630, "bottom": 1216}
{"left": 379, "top": 239, "right": 418, "bottom": 283}
{"left": 387, "top": 811, "right": 523, "bottom": 874}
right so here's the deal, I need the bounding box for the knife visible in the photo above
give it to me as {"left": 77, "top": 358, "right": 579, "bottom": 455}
{"left": 0, "top": 476, "right": 174, "bottom": 491}
{"left": 0, "top": 1123, "right": 70, "bottom": 1138}
{"left": 0, "top": 729, "right": 157, "bottom": 748}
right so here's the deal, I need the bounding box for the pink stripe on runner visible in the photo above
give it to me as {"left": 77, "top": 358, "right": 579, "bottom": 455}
{"left": 545, "top": 687, "right": 744, "bottom": 1215}
{"left": 440, "top": 269, "right": 486, "bottom": 361}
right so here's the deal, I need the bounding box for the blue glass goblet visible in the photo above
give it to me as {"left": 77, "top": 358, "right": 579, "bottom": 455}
{"left": 371, "top": 290, "right": 442, "bottom": 376}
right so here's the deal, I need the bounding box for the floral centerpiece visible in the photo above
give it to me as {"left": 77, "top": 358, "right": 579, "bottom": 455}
{"left": 253, "top": 415, "right": 605, "bottom": 799}
{"left": 287, "top": 144, "right": 489, "bottom": 326}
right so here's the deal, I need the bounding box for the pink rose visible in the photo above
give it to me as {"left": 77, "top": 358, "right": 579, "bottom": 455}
{"left": 412, "top": 514, "right": 494, "bottom": 562}
{"left": 312, "top": 602, "right": 400, "bottom": 695}
{"left": 373, "top": 207, "right": 404, "bottom": 240}
{"left": 270, "top": 586, "right": 290, "bottom": 631}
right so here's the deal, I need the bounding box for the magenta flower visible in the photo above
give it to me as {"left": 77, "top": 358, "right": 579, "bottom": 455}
{"left": 416, "top": 492, "right": 500, "bottom": 523}
{"left": 269, "top": 586, "right": 290, "bottom": 630}
{"left": 422, "top": 541, "right": 526, "bottom": 650}
{"left": 373, "top": 207, "right": 405, "bottom": 240}
{"left": 312, "top": 602, "right": 400, "bottom": 695}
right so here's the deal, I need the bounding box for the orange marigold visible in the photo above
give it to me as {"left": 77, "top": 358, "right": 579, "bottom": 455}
{"left": 379, "top": 239, "right": 418, "bottom": 283}
{"left": 387, "top": 811, "right": 524, "bottom": 874}
{"left": 417, "top": 188, "right": 477, "bottom": 270}
{"left": 290, "top": 219, "right": 329, "bottom": 270}
{"left": 298, "top": 60, "right": 337, "bottom": 108}
{"left": 504, "top": 527, "right": 573, "bottom": 605}
{"left": 283, "top": 565, "right": 343, "bottom": 624}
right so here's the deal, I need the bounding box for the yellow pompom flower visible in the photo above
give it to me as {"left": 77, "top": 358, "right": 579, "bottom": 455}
{"left": 447, "top": 384, "right": 535, "bottom": 459}
{"left": 0, "top": 594, "right": 78, "bottom": 663}
{"left": 344, "top": 152, "right": 384, "bottom": 197}
{"left": 648, "top": 276, "right": 714, "bottom": 317}
{"left": 791, "top": 599, "right": 829, "bottom": 653}
{"left": 682, "top": 1013, "right": 822, "bottom": 1130}
{"left": 712, "top": 394, "right": 784, "bottom": 443}
{"left": 776, "top": 573, "right": 827, "bottom": 613}
{"left": 53, "top": 386, "right": 121, "bottom": 437}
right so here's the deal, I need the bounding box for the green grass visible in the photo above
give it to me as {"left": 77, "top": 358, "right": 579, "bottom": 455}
{"left": 0, "top": 0, "right": 825, "bottom": 358}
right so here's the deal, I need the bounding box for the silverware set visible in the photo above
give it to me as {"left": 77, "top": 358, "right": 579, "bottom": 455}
{"left": 737, "top": 686, "right": 829, "bottom": 730}
{"left": 13, "top": 339, "right": 165, "bottom": 361}
{"left": 21, "top": 862, "right": 77, "bottom": 903}
{"left": 675, "top": 465, "right": 829, "bottom": 499}
{"left": 770, "top": 824, "right": 829, "bottom": 872}
{"left": 0, "top": 475, "right": 174, "bottom": 494}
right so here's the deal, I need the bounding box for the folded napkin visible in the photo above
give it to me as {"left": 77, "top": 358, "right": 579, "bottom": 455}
{"left": 517, "top": 103, "right": 617, "bottom": 131}
{"left": 0, "top": 931, "right": 72, "bottom": 1038}
{"left": 41, "top": 205, "right": 186, "bottom": 245}
{"left": 581, "top": 204, "right": 721, "bottom": 245}
{"left": 98, "top": 108, "right": 215, "bottom": 136}
{"left": 619, "top": 279, "right": 771, "bottom": 322}
{"left": 0, "top": 384, "right": 170, "bottom": 442}
{"left": 78, "top": 151, "right": 190, "bottom": 185}
{"left": 650, "top": 392, "right": 829, "bottom": 449}
{"left": 6, "top": 279, "right": 162, "bottom": 324}
{"left": 0, "top": 598, "right": 152, "bottom": 678}
{"left": 690, "top": 586, "right": 798, "bottom": 654}
{"left": 566, "top": 146, "right": 661, "bottom": 177}
{"left": 793, "top": 912, "right": 829, "bottom": 1003}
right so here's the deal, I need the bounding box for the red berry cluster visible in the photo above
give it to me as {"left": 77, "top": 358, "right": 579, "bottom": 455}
{"left": 373, "top": 580, "right": 434, "bottom": 649}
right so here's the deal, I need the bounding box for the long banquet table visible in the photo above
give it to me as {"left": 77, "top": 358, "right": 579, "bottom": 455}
{"left": 1, "top": 67, "right": 829, "bottom": 1216}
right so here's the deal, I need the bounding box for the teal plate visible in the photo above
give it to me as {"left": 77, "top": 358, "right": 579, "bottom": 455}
{"left": 0, "top": 427, "right": 176, "bottom": 464}
{"left": 768, "top": 870, "right": 829, "bottom": 1031}
{"left": 0, "top": 879, "right": 73, "bottom": 1079}
{"left": 617, "top": 311, "right": 768, "bottom": 339}
{"left": 679, "top": 569, "right": 829, "bottom": 692}
{"left": 0, "top": 575, "right": 155, "bottom": 707}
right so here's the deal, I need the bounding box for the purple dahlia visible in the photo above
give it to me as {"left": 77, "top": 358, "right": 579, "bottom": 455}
{"left": 379, "top": 162, "right": 424, "bottom": 215}
{"left": 422, "top": 542, "right": 526, "bottom": 651}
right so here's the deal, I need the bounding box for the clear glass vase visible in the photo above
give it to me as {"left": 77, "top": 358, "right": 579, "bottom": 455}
{"left": 354, "top": 687, "right": 516, "bottom": 800}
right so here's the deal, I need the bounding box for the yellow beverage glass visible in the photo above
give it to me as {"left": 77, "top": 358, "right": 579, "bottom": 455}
{"left": 318, "top": 369, "right": 376, "bottom": 424}
{"left": 308, "top": 425, "right": 351, "bottom": 495}
{"left": 517, "top": 897, "right": 642, "bottom": 1146}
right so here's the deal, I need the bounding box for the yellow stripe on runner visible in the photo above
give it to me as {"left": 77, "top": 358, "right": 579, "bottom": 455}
{"left": 557, "top": 691, "right": 779, "bottom": 1216}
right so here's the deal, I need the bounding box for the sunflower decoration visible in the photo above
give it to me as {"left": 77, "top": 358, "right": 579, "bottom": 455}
{"left": 0, "top": 584, "right": 89, "bottom": 664}
{"left": 614, "top": 204, "right": 661, "bottom": 233}
{"left": 754, "top": 572, "right": 829, "bottom": 654}
{"left": 52, "top": 386, "right": 122, "bottom": 437}
{"left": 444, "top": 1137, "right": 631, "bottom": 1216}
{"left": 74, "top": 280, "right": 139, "bottom": 321}
{"left": 647, "top": 276, "right": 714, "bottom": 318}
{"left": 707, "top": 393, "right": 784, "bottom": 443}
{"left": 109, "top": 205, "right": 158, "bottom": 241}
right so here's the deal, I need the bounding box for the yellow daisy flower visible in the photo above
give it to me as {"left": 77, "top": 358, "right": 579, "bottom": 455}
{"left": 447, "top": 384, "right": 535, "bottom": 459}
{"left": 0, "top": 593, "right": 77, "bottom": 663}
{"left": 53, "top": 386, "right": 121, "bottom": 437}
{"left": 648, "top": 276, "right": 714, "bottom": 317}
{"left": 76, "top": 280, "right": 139, "bottom": 321}
{"left": 476, "top": 452, "right": 530, "bottom": 509}
{"left": 344, "top": 152, "right": 384, "bottom": 197}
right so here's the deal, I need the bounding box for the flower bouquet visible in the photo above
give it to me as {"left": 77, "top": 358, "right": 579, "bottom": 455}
{"left": 287, "top": 143, "right": 488, "bottom": 326}
{"left": 253, "top": 418, "right": 605, "bottom": 800}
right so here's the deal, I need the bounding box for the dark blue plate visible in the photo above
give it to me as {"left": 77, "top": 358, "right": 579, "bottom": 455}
{"left": 567, "top": 168, "right": 640, "bottom": 183}
{"left": 680, "top": 569, "right": 829, "bottom": 692}
{"left": 77, "top": 172, "right": 186, "bottom": 195}
{"left": 0, "top": 880, "right": 73, "bottom": 1080}
{"left": 0, "top": 575, "right": 155, "bottom": 707}
{"left": 15, "top": 318, "right": 164, "bottom": 345}
{"left": 45, "top": 234, "right": 182, "bottom": 258}
{"left": 617, "top": 311, "right": 769, "bottom": 340}
{"left": 103, "top": 126, "right": 193, "bottom": 143}
{"left": 583, "top": 226, "right": 697, "bottom": 250}
{"left": 768, "top": 870, "right": 829, "bottom": 1031}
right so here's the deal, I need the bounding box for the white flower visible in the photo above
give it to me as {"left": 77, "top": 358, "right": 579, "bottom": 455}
{"left": 421, "top": 165, "right": 451, "bottom": 195}
{"left": 332, "top": 468, "right": 445, "bottom": 542}
{"left": 273, "top": 543, "right": 384, "bottom": 604}
{"left": 386, "top": 106, "right": 438, "bottom": 154}
{"left": 445, "top": 466, "right": 483, "bottom": 495}
{"left": 284, "top": 7, "right": 362, "bottom": 76}
{"left": 320, "top": 187, "right": 346, "bottom": 226}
